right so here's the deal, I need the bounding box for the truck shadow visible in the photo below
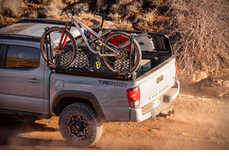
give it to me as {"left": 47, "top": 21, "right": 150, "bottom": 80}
{"left": 0, "top": 114, "right": 101, "bottom": 149}
{"left": 0, "top": 114, "right": 67, "bottom": 149}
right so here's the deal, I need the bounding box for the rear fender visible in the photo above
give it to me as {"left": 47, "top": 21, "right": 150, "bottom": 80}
{"left": 52, "top": 90, "right": 105, "bottom": 121}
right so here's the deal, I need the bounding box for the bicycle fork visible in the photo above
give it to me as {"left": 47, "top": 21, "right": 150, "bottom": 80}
{"left": 58, "top": 24, "right": 71, "bottom": 50}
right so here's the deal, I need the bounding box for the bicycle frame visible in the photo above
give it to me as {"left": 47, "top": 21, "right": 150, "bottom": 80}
{"left": 59, "top": 15, "right": 133, "bottom": 57}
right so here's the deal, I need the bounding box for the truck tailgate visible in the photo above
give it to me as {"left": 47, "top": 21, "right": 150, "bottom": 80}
{"left": 137, "top": 57, "right": 176, "bottom": 108}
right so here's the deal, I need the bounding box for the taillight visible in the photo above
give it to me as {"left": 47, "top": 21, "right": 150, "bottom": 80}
{"left": 126, "top": 86, "right": 140, "bottom": 108}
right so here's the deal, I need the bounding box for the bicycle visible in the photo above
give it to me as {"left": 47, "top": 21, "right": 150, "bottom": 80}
{"left": 40, "top": 3, "right": 142, "bottom": 74}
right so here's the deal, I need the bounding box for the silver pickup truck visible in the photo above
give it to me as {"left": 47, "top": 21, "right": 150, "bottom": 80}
{"left": 0, "top": 19, "right": 180, "bottom": 147}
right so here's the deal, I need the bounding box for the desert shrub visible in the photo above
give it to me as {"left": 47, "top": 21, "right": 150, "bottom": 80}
{"left": 168, "top": 0, "right": 229, "bottom": 80}
{"left": 45, "top": 0, "right": 65, "bottom": 17}
{"left": 0, "top": 0, "right": 25, "bottom": 17}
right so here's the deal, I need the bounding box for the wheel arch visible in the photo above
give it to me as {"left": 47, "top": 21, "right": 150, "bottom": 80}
{"left": 52, "top": 90, "right": 105, "bottom": 121}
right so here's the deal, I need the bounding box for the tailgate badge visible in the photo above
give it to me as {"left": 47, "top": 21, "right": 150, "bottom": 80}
{"left": 156, "top": 75, "right": 164, "bottom": 84}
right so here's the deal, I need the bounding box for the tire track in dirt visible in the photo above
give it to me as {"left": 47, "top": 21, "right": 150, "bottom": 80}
{"left": 0, "top": 90, "right": 229, "bottom": 149}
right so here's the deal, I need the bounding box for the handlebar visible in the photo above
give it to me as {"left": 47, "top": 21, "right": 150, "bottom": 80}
{"left": 61, "top": 8, "right": 83, "bottom": 17}
{"left": 60, "top": 2, "right": 112, "bottom": 21}
{"left": 60, "top": 2, "right": 84, "bottom": 16}
{"left": 62, "top": 2, "right": 77, "bottom": 13}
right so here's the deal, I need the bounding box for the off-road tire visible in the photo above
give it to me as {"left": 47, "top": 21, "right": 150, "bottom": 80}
{"left": 59, "top": 103, "right": 103, "bottom": 147}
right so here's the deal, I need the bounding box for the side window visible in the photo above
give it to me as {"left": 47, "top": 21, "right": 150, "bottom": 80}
{"left": 5, "top": 45, "right": 40, "bottom": 69}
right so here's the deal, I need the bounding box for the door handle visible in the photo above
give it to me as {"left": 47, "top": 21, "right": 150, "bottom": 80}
{"left": 28, "top": 78, "right": 40, "bottom": 84}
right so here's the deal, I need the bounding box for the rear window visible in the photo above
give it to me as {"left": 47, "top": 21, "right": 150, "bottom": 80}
{"left": 5, "top": 45, "right": 40, "bottom": 69}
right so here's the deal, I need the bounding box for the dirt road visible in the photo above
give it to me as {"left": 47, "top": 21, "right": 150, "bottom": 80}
{"left": 0, "top": 86, "right": 229, "bottom": 150}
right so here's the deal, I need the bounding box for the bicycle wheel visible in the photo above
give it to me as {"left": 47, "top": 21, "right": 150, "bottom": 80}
{"left": 101, "top": 32, "right": 142, "bottom": 73}
{"left": 40, "top": 27, "right": 77, "bottom": 68}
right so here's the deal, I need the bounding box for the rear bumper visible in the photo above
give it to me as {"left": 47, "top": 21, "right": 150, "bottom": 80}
{"left": 129, "top": 80, "right": 180, "bottom": 122}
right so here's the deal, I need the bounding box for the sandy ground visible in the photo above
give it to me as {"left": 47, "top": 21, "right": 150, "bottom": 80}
{"left": 0, "top": 85, "right": 229, "bottom": 150}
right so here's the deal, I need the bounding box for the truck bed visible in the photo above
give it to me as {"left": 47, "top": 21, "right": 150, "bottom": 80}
{"left": 53, "top": 30, "right": 172, "bottom": 81}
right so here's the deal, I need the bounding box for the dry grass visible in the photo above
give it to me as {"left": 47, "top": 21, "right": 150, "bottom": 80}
{"left": 168, "top": 0, "right": 229, "bottom": 81}
{"left": 0, "top": 0, "right": 25, "bottom": 17}
{"left": 45, "top": 0, "right": 64, "bottom": 18}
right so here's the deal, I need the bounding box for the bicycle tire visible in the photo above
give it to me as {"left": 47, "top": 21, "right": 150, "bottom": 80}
{"left": 40, "top": 27, "right": 77, "bottom": 68}
{"left": 101, "top": 32, "right": 142, "bottom": 73}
